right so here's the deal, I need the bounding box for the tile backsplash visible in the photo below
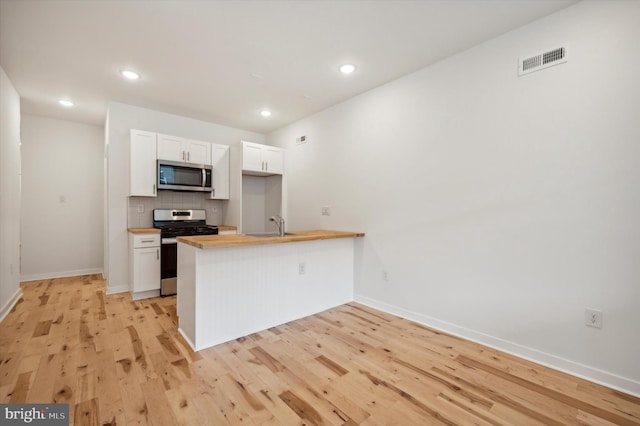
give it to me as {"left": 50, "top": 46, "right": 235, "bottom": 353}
{"left": 128, "top": 191, "right": 223, "bottom": 228}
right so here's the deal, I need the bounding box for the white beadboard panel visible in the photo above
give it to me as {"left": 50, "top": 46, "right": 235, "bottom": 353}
{"left": 178, "top": 238, "right": 355, "bottom": 351}
{"left": 177, "top": 243, "right": 197, "bottom": 345}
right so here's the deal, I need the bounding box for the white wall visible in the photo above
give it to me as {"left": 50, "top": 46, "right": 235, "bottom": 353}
{"left": 105, "top": 102, "right": 264, "bottom": 294}
{"left": 0, "top": 66, "right": 22, "bottom": 320}
{"left": 20, "top": 115, "right": 104, "bottom": 280}
{"left": 267, "top": 1, "right": 640, "bottom": 395}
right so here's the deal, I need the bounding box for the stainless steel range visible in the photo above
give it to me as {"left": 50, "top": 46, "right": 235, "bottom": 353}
{"left": 153, "top": 209, "right": 218, "bottom": 296}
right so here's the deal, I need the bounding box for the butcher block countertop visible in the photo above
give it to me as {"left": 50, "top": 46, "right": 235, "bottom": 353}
{"left": 128, "top": 228, "right": 161, "bottom": 234}
{"left": 177, "top": 230, "right": 364, "bottom": 249}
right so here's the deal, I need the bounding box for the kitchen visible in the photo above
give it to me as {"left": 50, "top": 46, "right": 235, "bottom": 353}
{"left": 2, "top": 0, "right": 640, "bottom": 424}
{"left": 125, "top": 127, "right": 364, "bottom": 350}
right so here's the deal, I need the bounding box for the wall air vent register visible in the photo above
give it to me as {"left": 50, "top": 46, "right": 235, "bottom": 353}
{"left": 518, "top": 44, "right": 568, "bottom": 76}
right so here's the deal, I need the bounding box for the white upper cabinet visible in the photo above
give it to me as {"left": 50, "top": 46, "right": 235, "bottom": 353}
{"left": 243, "top": 142, "right": 263, "bottom": 172}
{"left": 130, "top": 130, "right": 157, "bottom": 197}
{"left": 156, "top": 134, "right": 184, "bottom": 162}
{"left": 186, "top": 140, "right": 211, "bottom": 165}
{"left": 242, "top": 141, "right": 284, "bottom": 176}
{"left": 262, "top": 146, "right": 284, "bottom": 174}
{"left": 157, "top": 134, "right": 211, "bottom": 165}
{"left": 210, "top": 143, "right": 230, "bottom": 200}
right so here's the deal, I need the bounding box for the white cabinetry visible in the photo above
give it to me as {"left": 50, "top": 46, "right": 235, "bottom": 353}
{"left": 186, "top": 140, "right": 211, "bottom": 165}
{"left": 210, "top": 144, "right": 230, "bottom": 200}
{"left": 242, "top": 141, "right": 284, "bottom": 175}
{"left": 130, "top": 130, "right": 157, "bottom": 197}
{"left": 129, "top": 233, "right": 161, "bottom": 299}
{"left": 157, "top": 134, "right": 211, "bottom": 165}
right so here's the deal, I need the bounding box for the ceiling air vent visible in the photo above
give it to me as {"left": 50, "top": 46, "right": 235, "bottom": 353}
{"left": 518, "top": 44, "right": 568, "bottom": 76}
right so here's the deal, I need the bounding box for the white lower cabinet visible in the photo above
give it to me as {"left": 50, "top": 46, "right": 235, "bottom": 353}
{"left": 129, "top": 233, "right": 161, "bottom": 299}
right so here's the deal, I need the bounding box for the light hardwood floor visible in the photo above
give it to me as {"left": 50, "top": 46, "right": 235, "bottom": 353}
{"left": 1, "top": 275, "right": 639, "bottom": 425}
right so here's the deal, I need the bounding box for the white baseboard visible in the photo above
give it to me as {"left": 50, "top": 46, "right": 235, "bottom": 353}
{"left": 355, "top": 295, "right": 640, "bottom": 398}
{"left": 20, "top": 268, "right": 103, "bottom": 282}
{"left": 0, "top": 287, "right": 22, "bottom": 323}
{"left": 106, "top": 284, "right": 131, "bottom": 295}
{"left": 132, "top": 289, "right": 160, "bottom": 300}
{"left": 178, "top": 327, "right": 197, "bottom": 352}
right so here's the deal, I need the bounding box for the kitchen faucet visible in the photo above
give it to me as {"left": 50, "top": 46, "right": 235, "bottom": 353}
{"left": 269, "top": 215, "right": 285, "bottom": 237}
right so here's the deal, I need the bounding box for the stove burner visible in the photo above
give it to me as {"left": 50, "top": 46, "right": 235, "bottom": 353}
{"left": 153, "top": 209, "right": 218, "bottom": 238}
{"left": 158, "top": 225, "right": 218, "bottom": 238}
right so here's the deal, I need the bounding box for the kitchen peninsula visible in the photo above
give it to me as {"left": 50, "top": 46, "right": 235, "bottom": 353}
{"left": 176, "top": 230, "right": 364, "bottom": 351}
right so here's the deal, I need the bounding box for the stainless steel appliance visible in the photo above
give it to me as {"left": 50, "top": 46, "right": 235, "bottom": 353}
{"left": 157, "top": 160, "right": 212, "bottom": 192}
{"left": 153, "top": 209, "right": 218, "bottom": 296}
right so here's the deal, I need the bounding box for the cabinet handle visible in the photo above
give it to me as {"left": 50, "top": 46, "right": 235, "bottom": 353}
{"left": 153, "top": 184, "right": 156, "bottom": 195}
{"left": 265, "top": 162, "right": 268, "bottom": 171}
{"left": 188, "top": 152, "right": 190, "bottom": 161}
{"left": 157, "top": 249, "right": 159, "bottom": 260}
{"left": 182, "top": 151, "right": 185, "bottom": 161}
{"left": 141, "top": 239, "right": 155, "bottom": 243}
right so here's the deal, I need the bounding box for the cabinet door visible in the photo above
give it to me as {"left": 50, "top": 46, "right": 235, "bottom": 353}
{"left": 186, "top": 140, "right": 211, "bottom": 165}
{"left": 210, "top": 144, "right": 230, "bottom": 199}
{"left": 157, "top": 134, "right": 186, "bottom": 162}
{"left": 263, "top": 146, "right": 284, "bottom": 175}
{"left": 130, "top": 130, "right": 157, "bottom": 197}
{"left": 133, "top": 247, "right": 161, "bottom": 292}
{"left": 242, "top": 141, "right": 264, "bottom": 172}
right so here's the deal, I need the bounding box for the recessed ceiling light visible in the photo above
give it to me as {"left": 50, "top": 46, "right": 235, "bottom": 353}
{"left": 260, "top": 110, "right": 272, "bottom": 118}
{"left": 121, "top": 70, "right": 140, "bottom": 80}
{"left": 58, "top": 99, "right": 74, "bottom": 107}
{"left": 339, "top": 64, "right": 356, "bottom": 74}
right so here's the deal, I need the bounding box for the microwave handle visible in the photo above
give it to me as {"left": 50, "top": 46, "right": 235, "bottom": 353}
{"left": 202, "top": 169, "right": 206, "bottom": 188}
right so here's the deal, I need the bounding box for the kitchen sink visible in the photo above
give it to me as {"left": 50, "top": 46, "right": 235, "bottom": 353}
{"left": 245, "top": 232, "right": 298, "bottom": 238}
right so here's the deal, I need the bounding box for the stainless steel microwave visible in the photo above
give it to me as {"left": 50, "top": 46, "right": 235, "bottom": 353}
{"left": 157, "top": 160, "right": 212, "bottom": 192}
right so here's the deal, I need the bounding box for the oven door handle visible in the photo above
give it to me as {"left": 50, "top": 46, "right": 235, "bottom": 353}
{"left": 162, "top": 238, "right": 178, "bottom": 244}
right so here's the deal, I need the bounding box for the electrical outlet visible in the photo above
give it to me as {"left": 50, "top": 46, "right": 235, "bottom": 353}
{"left": 585, "top": 308, "right": 603, "bottom": 329}
{"left": 383, "top": 271, "right": 390, "bottom": 282}
{"left": 321, "top": 206, "right": 331, "bottom": 216}
{"left": 137, "top": 204, "right": 145, "bottom": 213}
{"left": 298, "top": 262, "right": 306, "bottom": 275}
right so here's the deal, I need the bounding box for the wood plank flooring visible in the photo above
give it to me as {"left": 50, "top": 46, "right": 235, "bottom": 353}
{"left": 1, "top": 275, "right": 639, "bottom": 425}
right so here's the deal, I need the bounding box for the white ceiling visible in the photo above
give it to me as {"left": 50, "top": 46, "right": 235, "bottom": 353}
{"left": 0, "top": 0, "right": 577, "bottom": 134}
